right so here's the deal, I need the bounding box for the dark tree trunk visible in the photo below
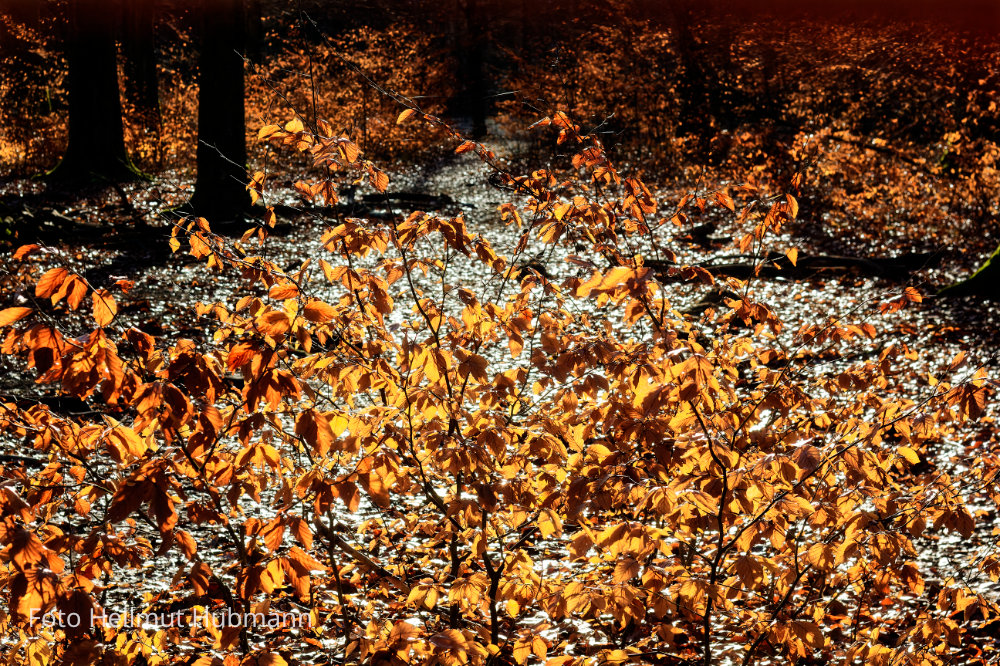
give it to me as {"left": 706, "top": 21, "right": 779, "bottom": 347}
{"left": 121, "top": 0, "right": 160, "bottom": 136}
{"left": 244, "top": 0, "right": 263, "bottom": 65}
{"left": 665, "top": 0, "right": 735, "bottom": 160}
{"left": 189, "top": 0, "right": 251, "bottom": 222}
{"left": 49, "top": 0, "right": 138, "bottom": 181}
{"left": 667, "top": 3, "right": 707, "bottom": 144}
{"left": 450, "top": 0, "right": 488, "bottom": 138}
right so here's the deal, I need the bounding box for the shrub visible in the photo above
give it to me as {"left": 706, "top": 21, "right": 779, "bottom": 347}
{"left": 0, "top": 110, "right": 995, "bottom": 666}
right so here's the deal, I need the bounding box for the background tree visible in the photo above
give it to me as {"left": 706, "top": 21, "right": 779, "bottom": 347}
{"left": 49, "top": 0, "right": 138, "bottom": 181}
{"left": 121, "top": 0, "right": 161, "bottom": 138}
{"left": 189, "top": 0, "right": 251, "bottom": 222}
{"left": 449, "top": 0, "right": 489, "bottom": 138}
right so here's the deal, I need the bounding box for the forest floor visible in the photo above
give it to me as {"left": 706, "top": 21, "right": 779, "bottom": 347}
{"left": 3, "top": 142, "right": 997, "bottom": 376}
{"left": 3, "top": 141, "right": 998, "bottom": 454}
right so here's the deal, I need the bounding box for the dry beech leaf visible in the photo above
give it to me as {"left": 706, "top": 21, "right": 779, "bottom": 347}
{"left": 92, "top": 289, "right": 117, "bottom": 327}
{"left": 0, "top": 307, "right": 33, "bottom": 327}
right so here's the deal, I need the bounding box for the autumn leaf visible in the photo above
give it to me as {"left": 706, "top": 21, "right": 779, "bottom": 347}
{"left": 175, "top": 530, "right": 198, "bottom": 559}
{"left": 715, "top": 191, "right": 736, "bottom": 212}
{"left": 12, "top": 244, "right": 39, "bottom": 260}
{"left": 257, "top": 124, "right": 281, "bottom": 140}
{"left": 601, "top": 650, "right": 629, "bottom": 665}
{"left": 775, "top": 494, "right": 814, "bottom": 517}
{"left": 9, "top": 529, "right": 46, "bottom": 571}
{"left": 227, "top": 342, "right": 257, "bottom": 370}
{"left": 372, "top": 168, "right": 390, "bottom": 193}
{"left": 288, "top": 546, "right": 325, "bottom": 572}
{"left": 291, "top": 517, "right": 313, "bottom": 549}
{"left": 189, "top": 233, "right": 212, "bottom": 258}
{"left": 65, "top": 275, "right": 88, "bottom": 309}
{"left": 269, "top": 283, "right": 299, "bottom": 300}
{"left": 0, "top": 307, "right": 33, "bottom": 327}
{"left": 304, "top": 299, "right": 337, "bottom": 323}
{"left": 105, "top": 417, "right": 147, "bottom": 458}
{"left": 35, "top": 266, "right": 68, "bottom": 299}
{"left": 790, "top": 620, "right": 824, "bottom": 649}
{"left": 430, "top": 629, "right": 468, "bottom": 654}
{"left": 296, "top": 409, "right": 335, "bottom": 455}
{"left": 537, "top": 509, "right": 563, "bottom": 537}
{"left": 793, "top": 443, "right": 821, "bottom": 475}
{"left": 396, "top": 108, "right": 417, "bottom": 124}
{"left": 56, "top": 590, "right": 95, "bottom": 639}
{"left": 576, "top": 266, "right": 650, "bottom": 297}
{"left": 389, "top": 620, "right": 420, "bottom": 644}
{"left": 613, "top": 557, "right": 640, "bottom": 584}
{"left": 338, "top": 140, "right": 360, "bottom": 163}
{"left": 92, "top": 289, "right": 118, "bottom": 327}
{"left": 260, "top": 517, "right": 285, "bottom": 552}
{"left": 785, "top": 193, "right": 799, "bottom": 218}
{"left": 258, "top": 310, "right": 291, "bottom": 337}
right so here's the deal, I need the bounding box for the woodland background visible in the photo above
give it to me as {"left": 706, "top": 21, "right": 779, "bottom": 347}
{"left": 1, "top": 1, "right": 1000, "bottom": 665}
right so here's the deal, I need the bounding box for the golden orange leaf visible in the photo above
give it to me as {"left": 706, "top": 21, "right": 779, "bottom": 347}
{"left": 303, "top": 299, "right": 337, "bottom": 323}
{"left": 92, "top": 289, "right": 117, "bottom": 327}
{"left": 295, "top": 409, "right": 334, "bottom": 455}
{"left": 269, "top": 283, "right": 299, "bottom": 300}
{"left": 0, "top": 307, "right": 33, "bottom": 327}
{"left": 35, "top": 266, "right": 68, "bottom": 299}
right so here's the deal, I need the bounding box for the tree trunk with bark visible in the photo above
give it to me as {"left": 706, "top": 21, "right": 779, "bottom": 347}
{"left": 189, "top": 0, "right": 251, "bottom": 222}
{"left": 49, "top": 0, "right": 139, "bottom": 182}
{"left": 449, "top": 0, "right": 488, "bottom": 138}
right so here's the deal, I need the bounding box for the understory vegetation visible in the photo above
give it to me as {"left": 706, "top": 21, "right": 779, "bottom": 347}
{"left": 1, "top": 2, "right": 999, "bottom": 665}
